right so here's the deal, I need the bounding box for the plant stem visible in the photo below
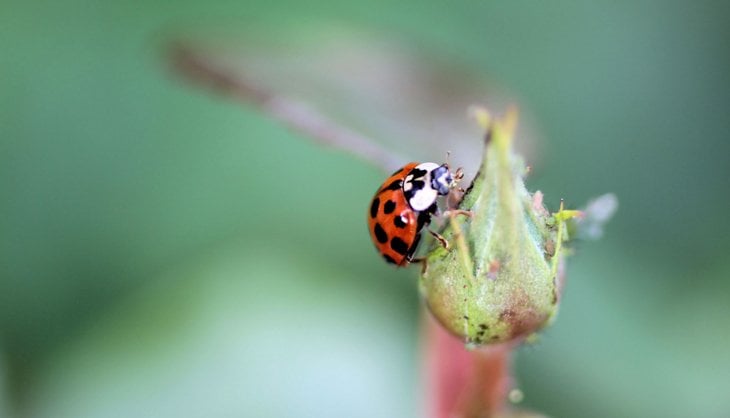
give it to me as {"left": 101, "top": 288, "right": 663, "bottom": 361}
{"left": 425, "top": 313, "right": 513, "bottom": 418}
{"left": 168, "top": 42, "right": 404, "bottom": 172}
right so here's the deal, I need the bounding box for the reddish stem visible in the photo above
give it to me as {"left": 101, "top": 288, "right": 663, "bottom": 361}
{"left": 425, "top": 313, "right": 513, "bottom": 418}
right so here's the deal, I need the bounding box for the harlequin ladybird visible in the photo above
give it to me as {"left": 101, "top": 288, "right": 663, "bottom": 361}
{"left": 367, "top": 162, "right": 454, "bottom": 266}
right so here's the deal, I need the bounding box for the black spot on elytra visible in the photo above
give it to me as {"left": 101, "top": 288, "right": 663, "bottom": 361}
{"left": 390, "top": 236, "right": 409, "bottom": 255}
{"left": 382, "top": 179, "right": 402, "bottom": 192}
{"left": 374, "top": 223, "right": 388, "bottom": 244}
{"left": 370, "top": 198, "right": 380, "bottom": 218}
{"left": 394, "top": 215, "right": 407, "bottom": 228}
{"left": 383, "top": 200, "right": 396, "bottom": 214}
{"left": 383, "top": 254, "right": 397, "bottom": 264}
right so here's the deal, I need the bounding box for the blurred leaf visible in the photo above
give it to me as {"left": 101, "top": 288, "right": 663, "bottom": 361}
{"left": 26, "top": 246, "right": 420, "bottom": 418}
{"left": 0, "top": 353, "right": 9, "bottom": 418}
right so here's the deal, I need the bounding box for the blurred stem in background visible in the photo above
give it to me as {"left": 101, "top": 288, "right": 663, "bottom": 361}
{"left": 169, "top": 42, "right": 405, "bottom": 172}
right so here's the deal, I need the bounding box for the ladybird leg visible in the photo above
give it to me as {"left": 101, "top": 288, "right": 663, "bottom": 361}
{"left": 445, "top": 210, "right": 476, "bottom": 282}
{"left": 446, "top": 189, "right": 464, "bottom": 210}
{"left": 447, "top": 192, "right": 465, "bottom": 210}
{"left": 446, "top": 169, "right": 466, "bottom": 209}
{"left": 419, "top": 257, "right": 429, "bottom": 275}
{"left": 453, "top": 167, "right": 464, "bottom": 182}
{"left": 442, "top": 209, "right": 473, "bottom": 218}
{"left": 427, "top": 229, "right": 450, "bottom": 250}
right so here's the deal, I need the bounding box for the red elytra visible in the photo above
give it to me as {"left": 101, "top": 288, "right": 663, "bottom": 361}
{"left": 367, "top": 162, "right": 442, "bottom": 266}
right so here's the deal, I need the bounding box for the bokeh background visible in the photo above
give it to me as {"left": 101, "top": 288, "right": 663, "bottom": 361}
{"left": 2, "top": 1, "right": 729, "bottom": 417}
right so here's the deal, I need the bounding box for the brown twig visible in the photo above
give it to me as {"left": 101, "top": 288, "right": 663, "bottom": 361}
{"left": 167, "top": 42, "right": 404, "bottom": 173}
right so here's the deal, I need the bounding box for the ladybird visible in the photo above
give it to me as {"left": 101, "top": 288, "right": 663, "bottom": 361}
{"left": 367, "top": 162, "right": 454, "bottom": 266}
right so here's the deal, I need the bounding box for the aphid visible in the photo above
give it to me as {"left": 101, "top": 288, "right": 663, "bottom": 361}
{"left": 367, "top": 162, "right": 455, "bottom": 266}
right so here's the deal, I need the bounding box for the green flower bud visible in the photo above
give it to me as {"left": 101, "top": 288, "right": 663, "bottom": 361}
{"left": 420, "top": 108, "right": 579, "bottom": 346}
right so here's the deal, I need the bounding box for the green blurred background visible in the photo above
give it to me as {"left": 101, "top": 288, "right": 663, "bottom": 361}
{"left": 2, "top": 1, "right": 729, "bottom": 417}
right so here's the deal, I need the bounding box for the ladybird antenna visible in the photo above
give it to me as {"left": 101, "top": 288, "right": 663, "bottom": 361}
{"left": 168, "top": 42, "right": 405, "bottom": 173}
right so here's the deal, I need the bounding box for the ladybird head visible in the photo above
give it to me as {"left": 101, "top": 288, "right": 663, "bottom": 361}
{"left": 404, "top": 162, "right": 455, "bottom": 211}
{"left": 430, "top": 164, "right": 453, "bottom": 196}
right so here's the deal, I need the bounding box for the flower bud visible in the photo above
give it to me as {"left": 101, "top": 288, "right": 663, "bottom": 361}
{"left": 420, "top": 108, "right": 579, "bottom": 345}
